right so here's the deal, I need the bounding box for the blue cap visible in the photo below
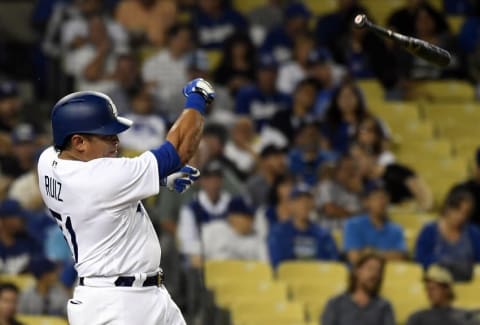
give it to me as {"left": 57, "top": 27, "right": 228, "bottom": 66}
{"left": 11, "top": 123, "right": 36, "bottom": 144}
{"left": 258, "top": 53, "right": 278, "bottom": 70}
{"left": 227, "top": 197, "right": 254, "bottom": 217}
{"left": 0, "top": 199, "right": 25, "bottom": 218}
{"left": 0, "top": 81, "right": 18, "bottom": 100}
{"left": 307, "top": 48, "right": 332, "bottom": 65}
{"left": 29, "top": 258, "right": 57, "bottom": 279}
{"left": 290, "top": 183, "right": 313, "bottom": 199}
{"left": 285, "top": 3, "right": 311, "bottom": 20}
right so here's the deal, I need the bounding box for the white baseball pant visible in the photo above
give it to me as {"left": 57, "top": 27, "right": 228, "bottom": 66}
{"left": 67, "top": 285, "right": 186, "bottom": 325}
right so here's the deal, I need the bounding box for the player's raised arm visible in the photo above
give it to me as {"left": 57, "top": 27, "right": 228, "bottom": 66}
{"left": 149, "top": 78, "right": 214, "bottom": 180}
{"left": 166, "top": 78, "right": 214, "bottom": 164}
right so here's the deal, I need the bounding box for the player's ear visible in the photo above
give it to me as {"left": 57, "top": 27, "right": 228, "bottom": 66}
{"left": 70, "top": 134, "right": 88, "bottom": 152}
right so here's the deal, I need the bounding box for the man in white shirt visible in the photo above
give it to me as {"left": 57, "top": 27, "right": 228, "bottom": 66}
{"left": 202, "top": 197, "right": 268, "bottom": 261}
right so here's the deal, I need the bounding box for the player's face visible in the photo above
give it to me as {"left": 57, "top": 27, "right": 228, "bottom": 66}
{"left": 84, "top": 134, "right": 120, "bottom": 159}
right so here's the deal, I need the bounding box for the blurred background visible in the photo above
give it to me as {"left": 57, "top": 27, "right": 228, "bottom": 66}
{"left": 0, "top": 0, "right": 480, "bottom": 324}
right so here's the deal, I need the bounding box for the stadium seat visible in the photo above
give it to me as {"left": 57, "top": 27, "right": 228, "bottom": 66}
{"left": 304, "top": 0, "right": 337, "bottom": 16}
{"left": 17, "top": 315, "right": 68, "bottom": 325}
{"left": 388, "top": 120, "right": 434, "bottom": 143}
{"left": 396, "top": 139, "right": 453, "bottom": 160}
{"left": 204, "top": 260, "right": 272, "bottom": 289}
{"left": 277, "top": 262, "right": 348, "bottom": 286}
{"left": 454, "top": 283, "right": 480, "bottom": 309}
{"left": 382, "top": 280, "right": 429, "bottom": 324}
{"left": 232, "top": 0, "right": 262, "bottom": 14}
{"left": 214, "top": 280, "right": 288, "bottom": 308}
{"left": 0, "top": 274, "right": 35, "bottom": 292}
{"left": 368, "top": 101, "right": 420, "bottom": 121}
{"left": 206, "top": 50, "right": 223, "bottom": 72}
{"left": 383, "top": 262, "right": 424, "bottom": 287}
{"left": 389, "top": 212, "right": 436, "bottom": 230}
{"left": 412, "top": 80, "right": 475, "bottom": 102}
{"left": 474, "top": 264, "right": 480, "bottom": 283}
{"left": 230, "top": 301, "right": 305, "bottom": 324}
{"left": 357, "top": 79, "right": 385, "bottom": 100}
{"left": 447, "top": 16, "right": 466, "bottom": 35}
{"left": 360, "top": 0, "right": 404, "bottom": 25}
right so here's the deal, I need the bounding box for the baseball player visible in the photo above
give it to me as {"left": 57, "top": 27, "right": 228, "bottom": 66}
{"left": 37, "top": 78, "right": 215, "bottom": 324}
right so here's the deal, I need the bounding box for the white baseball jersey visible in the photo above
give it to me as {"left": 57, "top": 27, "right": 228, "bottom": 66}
{"left": 37, "top": 147, "right": 161, "bottom": 277}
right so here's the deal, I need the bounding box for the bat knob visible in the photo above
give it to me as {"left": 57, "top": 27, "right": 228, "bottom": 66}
{"left": 354, "top": 14, "right": 367, "bottom": 28}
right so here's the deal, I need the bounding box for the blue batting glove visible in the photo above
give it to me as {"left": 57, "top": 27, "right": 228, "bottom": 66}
{"left": 161, "top": 165, "right": 201, "bottom": 194}
{"left": 183, "top": 78, "right": 215, "bottom": 104}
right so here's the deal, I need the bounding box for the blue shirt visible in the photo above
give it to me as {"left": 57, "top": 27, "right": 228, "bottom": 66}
{"left": 343, "top": 215, "right": 406, "bottom": 253}
{"left": 267, "top": 220, "right": 338, "bottom": 268}
{"left": 321, "top": 122, "right": 353, "bottom": 155}
{"left": 235, "top": 85, "right": 291, "bottom": 131}
{"left": 261, "top": 27, "right": 294, "bottom": 63}
{"left": 414, "top": 222, "right": 480, "bottom": 281}
{"left": 288, "top": 148, "right": 337, "bottom": 186}
{"left": 194, "top": 9, "right": 247, "bottom": 49}
{"left": 458, "top": 17, "right": 480, "bottom": 54}
{"left": 0, "top": 235, "right": 42, "bottom": 274}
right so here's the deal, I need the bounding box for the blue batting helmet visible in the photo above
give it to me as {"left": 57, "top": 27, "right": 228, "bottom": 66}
{"left": 51, "top": 91, "right": 132, "bottom": 147}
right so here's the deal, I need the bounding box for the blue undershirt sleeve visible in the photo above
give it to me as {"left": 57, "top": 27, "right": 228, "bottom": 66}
{"left": 150, "top": 141, "right": 182, "bottom": 179}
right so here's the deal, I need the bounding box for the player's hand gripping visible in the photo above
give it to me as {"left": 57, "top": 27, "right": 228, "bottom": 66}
{"left": 161, "top": 165, "right": 200, "bottom": 194}
{"left": 183, "top": 78, "right": 215, "bottom": 104}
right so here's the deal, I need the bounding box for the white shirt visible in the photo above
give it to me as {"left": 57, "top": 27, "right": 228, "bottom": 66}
{"left": 276, "top": 61, "right": 306, "bottom": 95}
{"left": 119, "top": 113, "right": 167, "bottom": 152}
{"left": 176, "top": 191, "right": 231, "bottom": 256}
{"left": 201, "top": 219, "right": 268, "bottom": 261}
{"left": 37, "top": 147, "right": 161, "bottom": 277}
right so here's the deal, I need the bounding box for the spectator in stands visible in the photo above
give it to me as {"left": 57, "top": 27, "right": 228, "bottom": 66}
{"left": 0, "top": 82, "right": 21, "bottom": 134}
{"left": 308, "top": 48, "right": 346, "bottom": 118}
{"left": 407, "top": 265, "right": 471, "bottom": 325}
{"left": 443, "top": 0, "right": 474, "bottom": 15}
{"left": 224, "top": 117, "right": 258, "bottom": 178}
{"left": 407, "top": 4, "right": 457, "bottom": 80}
{"left": 142, "top": 23, "right": 193, "bottom": 122}
{"left": 214, "top": 33, "right": 256, "bottom": 96}
{"left": 456, "top": 148, "right": 480, "bottom": 227}
{"left": 353, "top": 117, "right": 395, "bottom": 166}
{"left": 118, "top": 83, "right": 167, "bottom": 154}
{"left": 0, "top": 200, "right": 41, "bottom": 274}
{"left": 193, "top": 0, "right": 247, "bottom": 49}
{"left": 415, "top": 186, "right": 480, "bottom": 281}
{"left": 267, "top": 78, "right": 320, "bottom": 146}
{"left": 267, "top": 184, "right": 338, "bottom": 268}
{"left": 458, "top": 3, "right": 480, "bottom": 98}
{"left": 322, "top": 253, "right": 394, "bottom": 325}
{"left": 261, "top": 2, "right": 311, "bottom": 63}
{"left": 177, "top": 160, "right": 232, "bottom": 268}
{"left": 246, "top": 145, "right": 287, "bottom": 208}
{"left": 316, "top": 154, "right": 364, "bottom": 229}
{"left": 18, "top": 258, "right": 69, "bottom": 316}
{"left": 322, "top": 81, "right": 369, "bottom": 154}
{"left": 0, "top": 283, "right": 22, "bottom": 325}
{"left": 288, "top": 122, "right": 337, "bottom": 186}
{"left": 202, "top": 197, "right": 267, "bottom": 261}
{"left": 388, "top": 0, "right": 437, "bottom": 36}
{"left": 315, "top": 0, "right": 366, "bottom": 63}
{"left": 235, "top": 54, "right": 291, "bottom": 131}
{"left": 106, "top": 54, "right": 141, "bottom": 115}
{"left": 255, "top": 175, "right": 294, "bottom": 238}
{"left": 247, "top": 0, "right": 283, "bottom": 45}
{"left": 115, "top": 0, "right": 177, "bottom": 48}
{"left": 344, "top": 184, "right": 407, "bottom": 264}
{"left": 66, "top": 14, "right": 127, "bottom": 92}
{"left": 351, "top": 144, "right": 433, "bottom": 210}
{"left": 8, "top": 125, "right": 39, "bottom": 178}
{"left": 276, "top": 34, "right": 315, "bottom": 95}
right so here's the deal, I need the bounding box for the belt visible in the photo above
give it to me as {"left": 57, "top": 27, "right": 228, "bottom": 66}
{"left": 79, "top": 270, "right": 164, "bottom": 288}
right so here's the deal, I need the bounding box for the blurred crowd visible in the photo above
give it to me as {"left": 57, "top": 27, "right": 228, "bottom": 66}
{"left": 1, "top": 0, "right": 480, "bottom": 324}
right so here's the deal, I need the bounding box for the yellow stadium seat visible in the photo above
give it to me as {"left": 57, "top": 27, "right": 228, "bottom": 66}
{"left": 204, "top": 260, "right": 273, "bottom": 289}
{"left": 382, "top": 280, "right": 429, "bottom": 324}
{"left": 397, "top": 139, "right": 453, "bottom": 160}
{"left": 357, "top": 79, "right": 385, "bottom": 100}
{"left": 277, "top": 262, "right": 348, "bottom": 286}
{"left": 454, "top": 283, "right": 480, "bottom": 309}
{"left": 206, "top": 50, "right": 223, "bottom": 72}
{"left": 361, "top": 0, "right": 404, "bottom": 25}
{"left": 290, "top": 282, "right": 345, "bottom": 320}
{"left": 388, "top": 120, "right": 434, "bottom": 143}
{"left": 412, "top": 80, "right": 475, "bottom": 103}
{"left": 428, "top": 0, "right": 443, "bottom": 11}
{"left": 231, "top": 301, "right": 305, "bottom": 324}
{"left": 447, "top": 16, "right": 466, "bottom": 35}
{"left": 17, "top": 315, "right": 68, "bottom": 325}
{"left": 0, "top": 274, "right": 35, "bottom": 292}
{"left": 383, "top": 262, "right": 424, "bottom": 287}
{"left": 214, "top": 281, "right": 288, "bottom": 308}
{"left": 392, "top": 297, "right": 430, "bottom": 325}
{"left": 389, "top": 212, "right": 436, "bottom": 230}
{"left": 232, "top": 0, "right": 262, "bottom": 14}
{"left": 304, "top": 0, "right": 337, "bottom": 16}
{"left": 331, "top": 229, "right": 343, "bottom": 251}
{"left": 368, "top": 101, "right": 420, "bottom": 122}
{"left": 473, "top": 264, "right": 480, "bottom": 283}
